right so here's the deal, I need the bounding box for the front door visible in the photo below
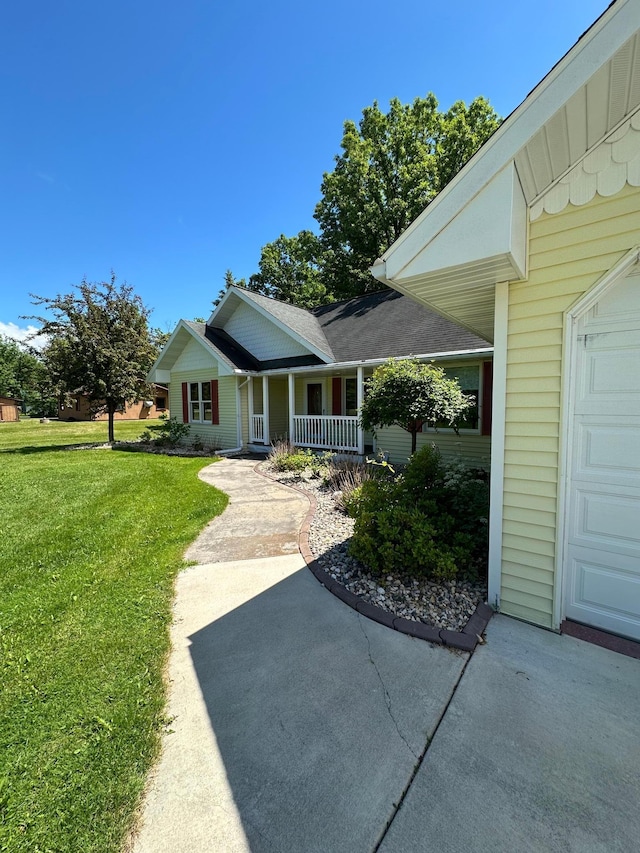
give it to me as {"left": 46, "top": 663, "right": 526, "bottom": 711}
{"left": 307, "top": 383, "right": 323, "bottom": 416}
{"left": 565, "top": 267, "right": 640, "bottom": 640}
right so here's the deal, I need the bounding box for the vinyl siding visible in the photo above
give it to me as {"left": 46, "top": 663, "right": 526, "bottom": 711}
{"left": 223, "top": 301, "right": 311, "bottom": 361}
{"left": 378, "top": 425, "right": 491, "bottom": 467}
{"left": 268, "top": 378, "right": 289, "bottom": 440}
{"left": 169, "top": 365, "right": 239, "bottom": 450}
{"left": 501, "top": 183, "right": 640, "bottom": 628}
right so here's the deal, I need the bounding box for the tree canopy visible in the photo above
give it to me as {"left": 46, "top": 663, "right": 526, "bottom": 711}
{"left": 359, "top": 358, "right": 474, "bottom": 454}
{"left": 0, "top": 336, "right": 56, "bottom": 416}
{"left": 28, "top": 276, "right": 156, "bottom": 442}
{"left": 230, "top": 93, "right": 501, "bottom": 306}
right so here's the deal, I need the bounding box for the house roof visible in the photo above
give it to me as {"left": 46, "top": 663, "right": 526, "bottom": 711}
{"left": 311, "top": 289, "right": 490, "bottom": 362}
{"left": 372, "top": 0, "right": 640, "bottom": 341}
{"left": 210, "top": 287, "right": 334, "bottom": 362}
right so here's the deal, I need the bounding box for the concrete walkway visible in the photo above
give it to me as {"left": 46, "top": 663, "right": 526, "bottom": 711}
{"left": 132, "top": 458, "right": 640, "bottom": 853}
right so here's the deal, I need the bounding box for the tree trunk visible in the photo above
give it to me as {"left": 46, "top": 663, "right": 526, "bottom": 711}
{"left": 410, "top": 428, "right": 417, "bottom": 455}
{"left": 107, "top": 406, "right": 115, "bottom": 444}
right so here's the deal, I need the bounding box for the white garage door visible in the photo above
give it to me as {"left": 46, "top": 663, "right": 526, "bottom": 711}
{"left": 565, "top": 268, "right": 640, "bottom": 641}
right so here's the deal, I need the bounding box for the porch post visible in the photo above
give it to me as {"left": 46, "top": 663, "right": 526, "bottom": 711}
{"left": 356, "top": 365, "right": 365, "bottom": 455}
{"left": 262, "top": 375, "right": 270, "bottom": 446}
{"left": 248, "top": 376, "right": 254, "bottom": 443}
{"left": 288, "top": 372, "right": 295, "bottom": 445}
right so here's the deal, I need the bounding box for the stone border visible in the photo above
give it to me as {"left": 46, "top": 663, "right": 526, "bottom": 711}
{"left": 257, "top": 463, "right": 493, "bottom": 652}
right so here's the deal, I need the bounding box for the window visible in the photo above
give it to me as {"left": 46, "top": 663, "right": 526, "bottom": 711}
{"left": 155, "top": 396, "right": 166, "bottom": 410}
{"left": 422, "top": 365, "right": 480, "bottom": 432}
{"left": 190, "top": 381, "right": 212, "bottom": 423}
{"left": 345, "top": 377, "right": 358, "bottom": 416}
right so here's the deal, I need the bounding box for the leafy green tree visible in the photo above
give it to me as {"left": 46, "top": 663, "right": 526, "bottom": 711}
{"left": 359, "top": 358, "right": 474, "bottom": 454}
{"left": 314, "top": 94, "right": 501, "bottom": 298}
{"left": 28, "top": 275, "right": 156, "bottom": 442}
{"left": 250, "top": 231, "right": 332, "bottom": 308}
{"left": 0, "top": 336, "right": 57, "bottom": 416}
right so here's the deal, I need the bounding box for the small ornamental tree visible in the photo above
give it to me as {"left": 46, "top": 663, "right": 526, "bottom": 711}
{"left": 359, "top": 358, "right": 474, "bottom": 454}
{"left": 28, "top": 275, "right": 156, "bottom": 443}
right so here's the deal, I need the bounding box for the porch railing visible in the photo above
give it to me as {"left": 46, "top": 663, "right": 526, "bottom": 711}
{"left": 250, "top": 414, "right": 265, "bottom": 443}
{"left": 293, "top": 415, "right": 359, "bottom": 452}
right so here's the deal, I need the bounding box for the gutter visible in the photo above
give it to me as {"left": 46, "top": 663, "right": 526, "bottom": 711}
{"left": 230, "top": 347, "right": 494, "bottom": 378}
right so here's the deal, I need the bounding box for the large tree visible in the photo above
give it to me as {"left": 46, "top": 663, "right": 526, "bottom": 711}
{"left": 359, "top": 358, "right": 474, "bottom": 454}
{"left": 249, "top": 231, "right": 332, "bottom": 308}
{"left": 0, "top": 335, "right": 57, "bottom": 416}
{"left": 314, "top": 94, "right": 501, "bottom": 299}
{"left": 28, "top": 275, "right": 156, "bottom": 442}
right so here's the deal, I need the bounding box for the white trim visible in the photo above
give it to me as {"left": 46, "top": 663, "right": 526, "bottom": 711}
{"left": 288, "top": 373, "right": 295, "bottom": 441}
{"left": 530, "top": 110, "right": 640, "bottom": 220}
{"left": 374, "top": 1, "right": 639, "bottom": 277}
{"left": 555, "top": 247, "right": 640, "bottom": 629}
{"left": 356, "top": 366, "right": 365, "bottom": 455}
{"left": 262, "top": 375, "right": 270, "bottom": 445}
{"left": 487, "top": 281, "right": 509, "bottom": 610}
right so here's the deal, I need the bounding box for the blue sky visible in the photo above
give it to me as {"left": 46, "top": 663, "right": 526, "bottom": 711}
{"left": 0, "top": 0, "right": 609, "bottom": 339}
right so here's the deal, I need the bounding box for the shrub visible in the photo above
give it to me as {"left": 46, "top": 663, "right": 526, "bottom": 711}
{"left": 139, "top": 414, "right": 190, "bottom": 448}
{"left": 268, "top": 440, "right": 330, "bottom": 475}
{"left": 348, "top": 444, "right": 489, "bottom": 582}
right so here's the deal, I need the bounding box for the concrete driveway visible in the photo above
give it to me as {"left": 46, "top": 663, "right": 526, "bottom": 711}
{"left": 131, "top": 458, "right": 640, "bottom": 852}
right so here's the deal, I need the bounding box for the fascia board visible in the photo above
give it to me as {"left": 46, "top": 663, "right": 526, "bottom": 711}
{"left": 379, "top": 0, "right": 639, "bottom": 281}
{"left": 255, "top": 348, "right": 494, "bottom": 376}
{"left": 212, "top": 287, "right": 333, "bottom": 363}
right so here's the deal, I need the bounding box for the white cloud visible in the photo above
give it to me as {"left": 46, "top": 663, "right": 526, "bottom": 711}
{"left": 0, "top": 322, "right": 47, "bottom": 349}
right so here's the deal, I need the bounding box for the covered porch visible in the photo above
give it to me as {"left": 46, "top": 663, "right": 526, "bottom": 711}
{"left": 246, "top": 366, "right": 369, "bottom": 455}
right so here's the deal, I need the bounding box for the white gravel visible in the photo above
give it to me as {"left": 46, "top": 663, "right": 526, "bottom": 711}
{"left": 264, "top": 465, "right": 487, "bottom": 632}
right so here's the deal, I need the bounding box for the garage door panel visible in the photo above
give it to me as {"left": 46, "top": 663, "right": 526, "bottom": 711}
{"left": 573, "top": 420, "right": 640, "bottom": 481}
{"left": 569, "top": 552, "right": 640, "bottom": 634}
{"left": 588, "top": 269, "right": 640, "bottom": 328}
{"left": 571, "top": 487, "right": 640, "bottom": 555}
{"left": 576, "top": 334, "right": 640, "bottom": 413}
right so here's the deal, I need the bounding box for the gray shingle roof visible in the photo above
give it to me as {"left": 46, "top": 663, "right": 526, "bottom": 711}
{"left": 311, "top": 290, "right": 491, "bottom": 361}
{"left": 183, "top": 289, "right": 491, "bottom": 373}
{"left": 234, "top": 288, "right": 334, "bottom": 360}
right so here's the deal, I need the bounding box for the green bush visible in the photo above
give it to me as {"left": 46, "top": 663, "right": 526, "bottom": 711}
{"left": 268, "top": 440, "right": 330, "bottom": 475}
{"left": 348, "top": 443, "right": 489, "bottom": 582}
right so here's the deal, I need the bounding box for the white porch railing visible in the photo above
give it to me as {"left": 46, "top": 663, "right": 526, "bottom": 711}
{"left": 250, "top": 414, "right": 265, "bottom": 443}
{"left": 293, "top": 415, "right": 359, "bottom": 452}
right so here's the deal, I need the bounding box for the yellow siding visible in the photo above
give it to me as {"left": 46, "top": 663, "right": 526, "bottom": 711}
{"left": 501, "top": 183, "right": 640, "bottom": 627}
{"left": 268, "top": 378, "right": 289, "bottom": 440}
{"left": 169, "top": 365, "right": 239, "bottom": 450}
{"left": 378, "top": 424, "right": 491, "bottom": 467}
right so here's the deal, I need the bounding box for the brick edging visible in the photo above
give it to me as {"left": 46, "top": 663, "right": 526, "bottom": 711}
{"left": 255, "top": 462, "right": 493, "bottom": 651}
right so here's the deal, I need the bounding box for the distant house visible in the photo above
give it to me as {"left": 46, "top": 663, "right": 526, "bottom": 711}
{"left": 373, "top": 1, "right": 640, "bottom": 641}
{"left": 58, "top": 386, "right": 169, "bottom": 422}
{"left": 0, "top": 396, "right": 21, "bottom": 422}
{"left": 148, "top": 287, "right": 493, "bottom": 465}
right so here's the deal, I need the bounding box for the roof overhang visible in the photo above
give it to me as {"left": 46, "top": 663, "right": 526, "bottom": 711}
{"left": 147, "top": 320, "right": 235, "bottom": 382}
{"left": 373, "top": 0, "right": 640, "bottom": 343}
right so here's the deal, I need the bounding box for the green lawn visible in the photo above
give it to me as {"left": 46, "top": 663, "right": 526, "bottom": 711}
{"left": 0, "top": 420, "right": 228, "bottom": 853}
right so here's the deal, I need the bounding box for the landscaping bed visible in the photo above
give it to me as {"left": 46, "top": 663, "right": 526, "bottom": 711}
{"left": 262, "top": 450, "right": 488, "bottom": 633}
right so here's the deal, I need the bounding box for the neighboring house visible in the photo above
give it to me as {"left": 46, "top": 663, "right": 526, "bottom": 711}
{"left": 148, "top": 287, "right": 493, "bottom": 465}
{"left": 0, "top": 396, "right": 21, "bottom": 422}
{"left": 373, "top": 0, "right": 640, "bottom": 641}
{"left": 58, "top": 386, "right": 169, "bottom": 421}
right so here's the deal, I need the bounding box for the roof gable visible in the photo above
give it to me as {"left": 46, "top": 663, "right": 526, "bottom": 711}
{"left": 209, "top": 287, "right": 333, "bottom": 362}
{"left": 373, "top": 0, "right": 640, "bottom": 341}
